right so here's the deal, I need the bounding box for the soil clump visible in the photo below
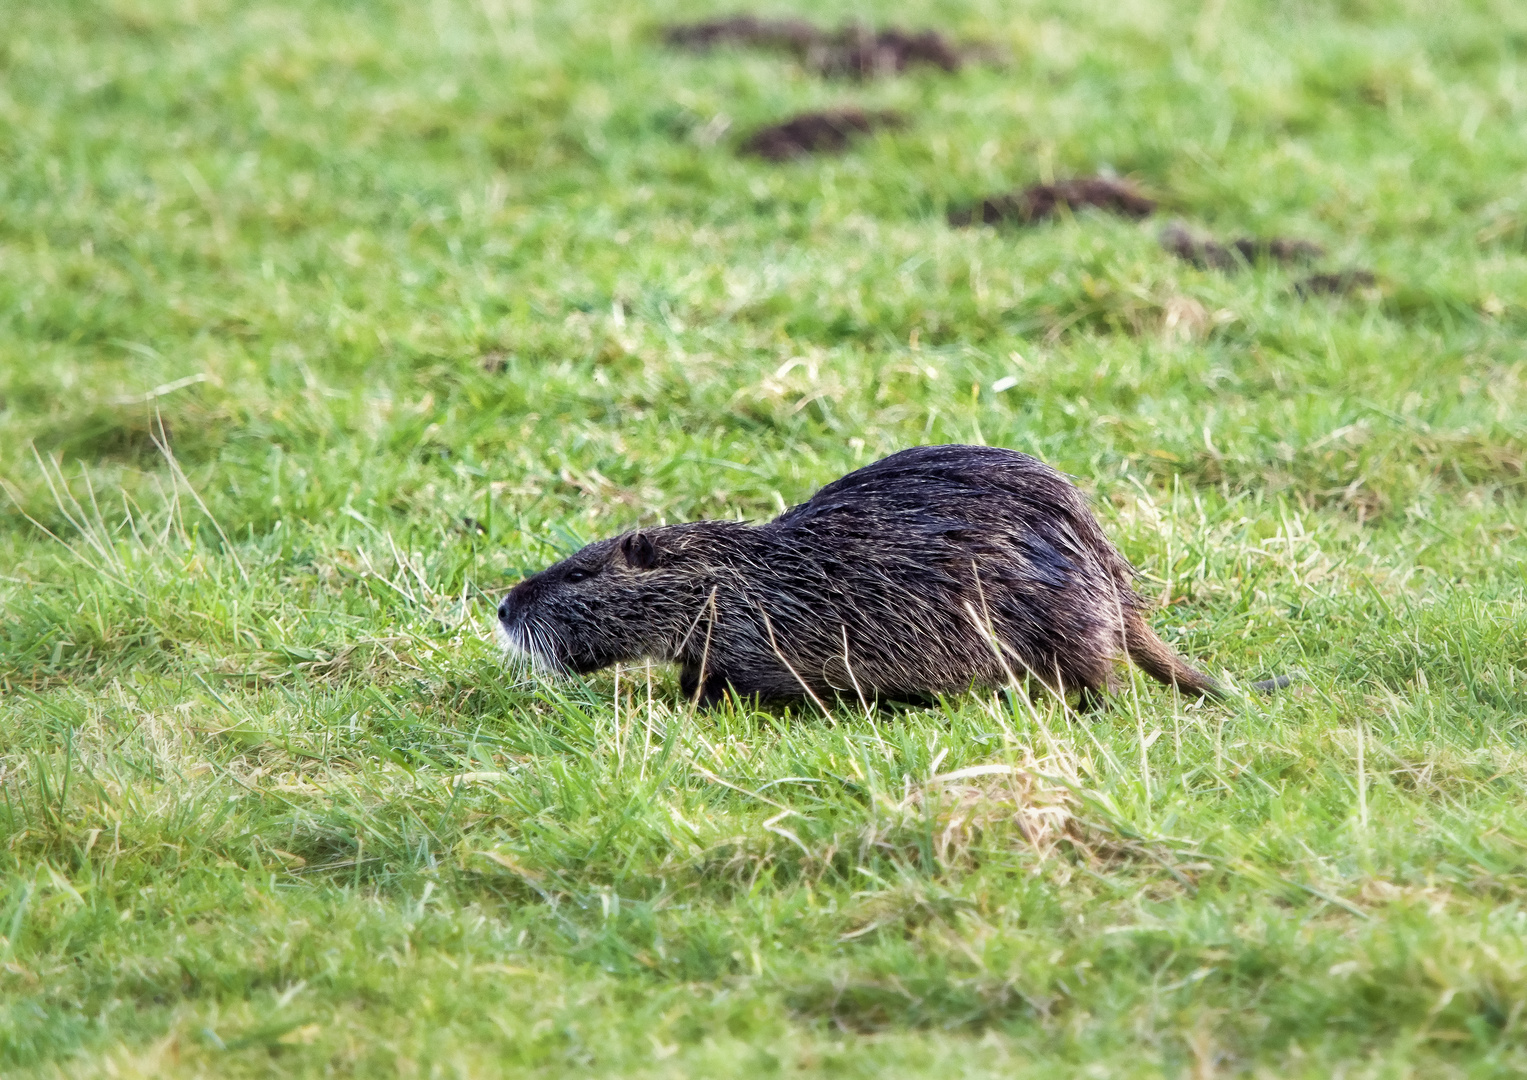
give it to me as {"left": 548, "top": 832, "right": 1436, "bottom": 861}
{"left": 1159, "top": 222, "right": 1324, "bottom": 270}
{"left": 663, "top": 16, "right": 972, "bottom": 77}
{"left": 739, "top": 108, "right": 903, "bottom": 161}
{"left": 950, "top": 177, "right": 1156, "bottom": 226}
{"left": 1294, "top": 270, "right": 1378, "bottom": 297}
{"left": 662, "top": 15, "right": 819, "bottom": 53}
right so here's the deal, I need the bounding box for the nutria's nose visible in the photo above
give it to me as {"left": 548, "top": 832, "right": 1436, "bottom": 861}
{"left": 497, "top": 597, "right": 511, "bottom": 622}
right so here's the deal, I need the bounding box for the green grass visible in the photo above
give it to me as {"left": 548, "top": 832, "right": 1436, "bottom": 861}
{"left": 3, "top": 0, "right": 1527, "bottom": 1074}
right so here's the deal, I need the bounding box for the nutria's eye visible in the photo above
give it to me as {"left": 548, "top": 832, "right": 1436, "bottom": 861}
{"left": 565, "top": 568, "right": 594, "bottom": 583}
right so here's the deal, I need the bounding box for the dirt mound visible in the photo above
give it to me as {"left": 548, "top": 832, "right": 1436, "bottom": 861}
{"left": 810, "top": 26, "right": 964, "bottom": 78}
{"left": 1160, "top": 222, "right": 1324, "bottom": 270}
{"left": 949, "top": 177, "right": 1156, "bottom": 226}
{"left": 661, "top": 15, "right": 819, "bottom": 53}
{"left": 662, "top": 16, "right": 972, "bottom": 78}
{"left": 739, "top": 108, "right": 903, "bottom": 161}
{"left": 1295, "top": 269, "right": 1378, "bottom": 297}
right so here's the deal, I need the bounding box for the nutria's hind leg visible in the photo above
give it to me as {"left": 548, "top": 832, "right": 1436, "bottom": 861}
{"left": 1019, "top": 668, "right": 1096, "bottom": 710}
{"left": 1073, "top": 669, "right": 1122, "bottom": 712}
{"left": 1073, "top": 686, "right": 1101, "bottom": 712}
{"left": 1025, "top": 653, "right": 1115, "bottom": 712}
{"left": 877, "top": 690, "right": 942, "bottom": 711}
{"left": 680, "top": 664, "right": 731, "bottom": 709}
{"left": 1073, "top": 681, "right": 1113, "bottom": 713}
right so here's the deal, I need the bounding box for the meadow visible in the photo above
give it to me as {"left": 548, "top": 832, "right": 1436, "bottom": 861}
{"left": 2, "top": 0, "right": 1526, "bottom": 1075}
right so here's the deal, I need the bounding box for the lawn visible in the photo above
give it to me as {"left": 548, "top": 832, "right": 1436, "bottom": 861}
{"left": 2, "top": 0, "right": 1526, "bottom": 1075}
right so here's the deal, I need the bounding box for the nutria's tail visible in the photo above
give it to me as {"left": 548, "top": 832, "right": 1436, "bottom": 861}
{"left": 1124, "top": 608, "right": 1222, "bottom": 697}
{"left": 1123, "top": 609, "right": 1292, "bottom": 698}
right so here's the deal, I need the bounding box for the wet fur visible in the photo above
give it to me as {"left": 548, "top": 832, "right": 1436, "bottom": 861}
{"left": 499, "top": 446, "right": 1276, "bottom": 708}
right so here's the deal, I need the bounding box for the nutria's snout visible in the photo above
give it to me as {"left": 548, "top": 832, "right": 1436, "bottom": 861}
{"left": 496, "top": 572, "right": 566, "bottom": 672}
{"left": 496, "top": 576, "right": 529, "bottom": 634}
{"left": 494, "top": 535, "right": 679, "bottom": 675}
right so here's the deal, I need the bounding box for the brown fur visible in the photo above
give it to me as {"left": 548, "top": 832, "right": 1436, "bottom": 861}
{"left": 498, "top": 446, "right": 1285, "bottom": 708}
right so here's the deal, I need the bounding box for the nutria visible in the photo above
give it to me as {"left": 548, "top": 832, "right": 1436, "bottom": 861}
{"left": 498, "top": 445, "right": 1287, "bottom": 709}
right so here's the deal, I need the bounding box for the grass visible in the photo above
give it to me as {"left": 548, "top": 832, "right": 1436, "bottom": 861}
{"left": 2, "top": 0, "right": 1526, "bottom": 1074}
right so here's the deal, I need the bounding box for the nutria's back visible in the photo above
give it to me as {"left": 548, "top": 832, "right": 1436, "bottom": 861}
{"left": 498, "top": 445, "right": 1271, "bottom": 707}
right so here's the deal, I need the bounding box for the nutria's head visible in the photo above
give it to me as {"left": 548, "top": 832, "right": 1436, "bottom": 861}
{"left": 497, "top": 522, "right": 747, "bottom": 673}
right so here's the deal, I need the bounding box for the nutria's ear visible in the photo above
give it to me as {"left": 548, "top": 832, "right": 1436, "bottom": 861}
{"left": 621, "top": 531, "right": 658, "bottom": 570}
